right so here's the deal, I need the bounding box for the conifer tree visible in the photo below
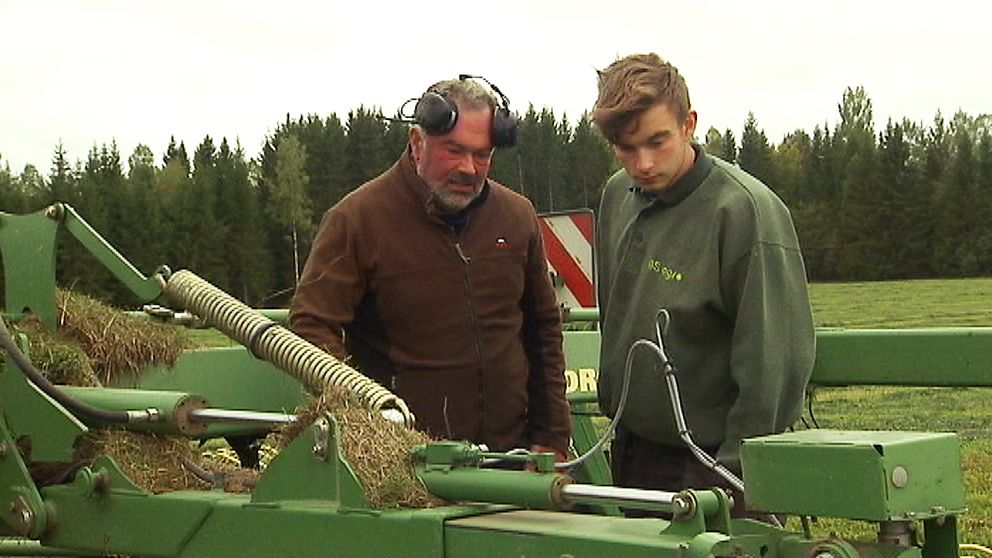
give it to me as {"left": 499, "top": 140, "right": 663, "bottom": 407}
{"left": 215, "top": 139, "right": 270, "bottom": 303}
{"left": 344, "top": 107, "right": 388, "bottom": 188}
{"left": 737, "top": 113, "right": 775, "bottom": 186}
{"left": 563, "top": 113, "right": 615, "bottom": 210}
{"left": 832, "top": 87, "right": 883, "bottom": 278}
{"left": 48, "top": 142, "right": 75, "bottom": 206}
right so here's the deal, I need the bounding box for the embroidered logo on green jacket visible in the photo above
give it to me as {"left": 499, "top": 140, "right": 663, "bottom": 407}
{"left": 647, "top": 258, "right": 684, "bottom": 281}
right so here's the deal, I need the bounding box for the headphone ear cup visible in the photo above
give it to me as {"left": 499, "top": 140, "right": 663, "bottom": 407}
{"left": 414, "top": 92, "right": 458, "bottom": 136}
{"left": 491, "top": 107, "right": 518, "bottom": 149}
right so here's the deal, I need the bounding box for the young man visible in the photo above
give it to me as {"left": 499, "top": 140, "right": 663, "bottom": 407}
{"left": 592, "top": 53, "right": 815, "bottom": 516}
{"left": 290, "top": 78, "right": 570, "bottom": 461}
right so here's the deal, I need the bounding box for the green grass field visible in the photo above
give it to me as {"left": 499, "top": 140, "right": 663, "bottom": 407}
{"left": 803, "top": 278, "right": 992, "bottom": 546}
{"left": 810, "top": 278, "right": 992, "bottom": 328}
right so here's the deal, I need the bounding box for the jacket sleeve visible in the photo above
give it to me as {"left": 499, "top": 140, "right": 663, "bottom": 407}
{"left": 716, "top": 239, "right": 816, "bottom": 472}
{"left": 521, "top": 213, "right": 572, "bottom": 456}
{"left": 289, "top": 208, "right": 366, "bottom": 360}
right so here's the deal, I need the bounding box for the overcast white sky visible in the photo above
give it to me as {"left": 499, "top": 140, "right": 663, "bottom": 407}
{"left": 2, "top": 0, "right": 989, "bottom": 175}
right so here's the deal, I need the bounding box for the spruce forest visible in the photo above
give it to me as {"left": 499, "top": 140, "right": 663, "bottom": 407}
{"left": 1, "top": 86, "right": 991, "bottom": 307}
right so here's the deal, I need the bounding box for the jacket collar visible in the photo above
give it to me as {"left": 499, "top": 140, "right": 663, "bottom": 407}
{"left": 634, "top": 144, "right": 714, "bottom": 207}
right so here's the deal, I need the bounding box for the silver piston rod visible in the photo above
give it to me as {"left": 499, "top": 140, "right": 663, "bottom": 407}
{"left": 560, "top": 484, "right": 694, "bottom": 515}
{"left": 188, "top": 408, "right": 296, "bottom": 427}
{"left": 163, "top": 270, "right": 413, "bottom": 426}
{"left": 187, "top": 407, "right": 409, "bottom": 427}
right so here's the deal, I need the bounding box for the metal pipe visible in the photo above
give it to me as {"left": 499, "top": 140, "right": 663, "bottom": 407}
{"left": 416, "top": 468, "right": 572, "bottom": 510}
{"left": 187, "top": 407, "right": 407, "bottom": 427}
{"left": 189, "top": 408, "right": 296, "bottom": 426}
{"left": 561, "top": 484, "right": 692, "bottom": 514}
{"left": 61, "top": 386, "right": 207, "bottom": 436}
{"left": 663, "top": 367, "right": 746, "bottom": 494}
{"left": 565, "top": 391, "right": 598, "bottom": 405}
{"left": 649, "top": 310, "right": 746, "bottom": 494}
{"left": 561, "top": 307, "right": 599, "bottom": 323}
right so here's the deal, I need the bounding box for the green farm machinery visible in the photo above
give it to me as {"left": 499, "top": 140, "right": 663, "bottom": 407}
{"left": 0, "top": 203, "right": 989, "bottom": 557}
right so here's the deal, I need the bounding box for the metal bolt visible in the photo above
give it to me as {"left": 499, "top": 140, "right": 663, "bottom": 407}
{"left": 44, "top": 204, "right": 63, "bottom": 220}
{"left": 93, "top": 471, "right": 110, "bottom": 494}
{"left": 670, "top": 491, "right": 696, "bottom": 521}
{"left": 311, "top": 419, "right": 329, "bottom": 460}
{"left": 891, "top": 466, "right": 908, "bottom": 488}
{"left": 9, "top": 497, "right": 34, "bottom": 536}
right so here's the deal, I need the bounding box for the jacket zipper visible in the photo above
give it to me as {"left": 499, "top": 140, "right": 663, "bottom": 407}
{"left": 454, "top": 238, "right": 486, "bottom": 440}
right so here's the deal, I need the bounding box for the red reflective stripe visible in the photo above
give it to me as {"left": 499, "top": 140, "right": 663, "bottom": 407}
{"left": 570, "top": 212, "right": 593, "bottom": 243}
{"left": 539, "top": 219, "right": 594, "bottom": 307}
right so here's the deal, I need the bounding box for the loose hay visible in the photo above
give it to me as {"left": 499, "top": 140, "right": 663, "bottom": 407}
{"left": 277, "top": 385, "right": 446, "bottom": 509}
{"left": 2, "top": 290, "right": 188, "bottom": 386}
{"left": 11, "top": 315, "right": 102, "bottom": 387}
{"left": 5, "top": 294, "right": 435, "bottom": 505}
{"left": 56, "top": 289, "right": 189, "bottom": 384}
{"left": 75, "top": 430, "right": 260, "bottom": 494}
{"left": 76, "top": 430, "right": 209, "bottom": 493}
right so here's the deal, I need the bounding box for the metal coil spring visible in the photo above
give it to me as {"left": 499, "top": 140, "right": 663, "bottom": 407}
{"left": 163, "top": 270, "right": 413, "bottom": 425}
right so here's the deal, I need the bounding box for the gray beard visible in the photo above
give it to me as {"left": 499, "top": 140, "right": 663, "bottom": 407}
{"left": 429, "top": 185, "right": 480, "bottom": 213}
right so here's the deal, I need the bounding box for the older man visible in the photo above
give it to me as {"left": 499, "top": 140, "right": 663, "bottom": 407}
{"left": 290, "top": 77, "right": 570, "bottom": 460}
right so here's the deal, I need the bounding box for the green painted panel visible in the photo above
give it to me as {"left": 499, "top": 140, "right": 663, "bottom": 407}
{"left": 1, "top": 359, "right": 86, "bottom": 462}
{"left": 812, "top": 328, "right": 992, "bottom": 387}
{"left": 180, "top": 501, "right": 448, "bottom": 558}
{"left": 563, "top": 330, "right": 600, "bottom": 371}
{"left": 0, "top": 210, "right": 59, "bottom": 330}
{"left": 445, "top": 510, "right": 726, "bottom": 558}
{"left": 742, "top": 430, "right": 965, "bottom": 521}
{"left": 41, "top": 488, "right": 220, "bottom": 556}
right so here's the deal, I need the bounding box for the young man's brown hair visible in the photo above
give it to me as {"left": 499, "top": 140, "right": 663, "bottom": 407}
{"left": 592, "top": 53, "right": 691, "bottom": 144}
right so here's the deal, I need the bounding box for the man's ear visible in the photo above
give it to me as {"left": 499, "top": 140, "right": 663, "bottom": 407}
{"left": 683, "top": 110, "right": 698, "bottom": 139}
{"left": 409, "top": 126, "right": 425, "bottom": 163}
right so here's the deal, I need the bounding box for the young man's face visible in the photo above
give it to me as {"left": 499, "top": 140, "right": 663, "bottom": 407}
{"left": 410, "top": 106, "right": 494, "bottom": 212}
{"left": 612, "top": 103, "right": 697, "bottom": 193}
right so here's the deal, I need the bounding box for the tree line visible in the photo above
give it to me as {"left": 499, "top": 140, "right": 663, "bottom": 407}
{"left": 1, "top": 87, "right": 990, "bottom": 308}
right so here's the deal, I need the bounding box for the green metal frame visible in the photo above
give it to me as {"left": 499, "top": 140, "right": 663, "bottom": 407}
{"left": 0, "top": 204, "right": 978, "bottom": 557}
{"left": 1, "top": 204, "right": 163, "bottom": 331}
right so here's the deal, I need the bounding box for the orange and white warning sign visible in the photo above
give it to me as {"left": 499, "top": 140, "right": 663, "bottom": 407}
{"left": 538, "top": 210, "right": 596, "bottom": 308}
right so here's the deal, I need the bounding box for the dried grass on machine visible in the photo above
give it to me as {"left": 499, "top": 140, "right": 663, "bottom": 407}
{"left": 6, "top": 290, "right": 446, "bottom": 507}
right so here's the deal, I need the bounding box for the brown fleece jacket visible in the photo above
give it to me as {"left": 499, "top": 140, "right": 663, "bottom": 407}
{"left": 289, "top": 152, "right": 570, "bottom": 455}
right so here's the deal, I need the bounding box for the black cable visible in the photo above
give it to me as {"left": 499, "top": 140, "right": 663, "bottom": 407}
{"left": 35, "top": 459, "right": 94, "bottom": 486}
{"left": 180, "top": 456, "right": 256, "bottom": 489}
{"left": 807, "top": 392, "right": 821, "bottom": 429}
{"left": 0, "top": 316, "right": 132, "bottom": 424}
{"left": 458, "top": 74, "right": 512, "bottom": 109}
{"left": 180, "top": 455, "right": 216, "bottom": 485}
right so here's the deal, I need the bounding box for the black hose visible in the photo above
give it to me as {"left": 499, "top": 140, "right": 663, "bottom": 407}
{"left": 180, "top": 456, "right": 256, "bottom": 489}
{"left": 0, "top": 316, "right": 132, "bottom": 424}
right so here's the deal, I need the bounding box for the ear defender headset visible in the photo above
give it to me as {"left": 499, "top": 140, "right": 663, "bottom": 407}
{"left": 404, "top": 74, "right": 518, "bottom": 149}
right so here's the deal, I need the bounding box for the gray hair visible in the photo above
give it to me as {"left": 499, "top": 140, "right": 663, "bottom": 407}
{"left": 427, "top": 78, "right": 497, "bottom": 113}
